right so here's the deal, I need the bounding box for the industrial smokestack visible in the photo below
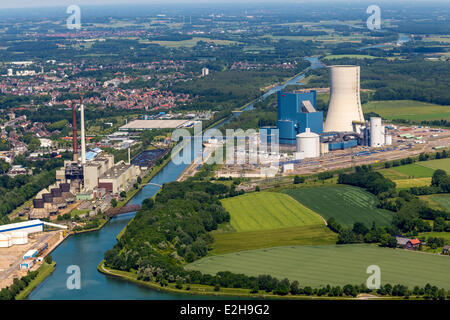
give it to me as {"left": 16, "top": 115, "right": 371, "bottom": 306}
{"left": 324, "top": 65, "right": 364, "bottom": 132}
{"left": 80, "top": 100, "right": 86, "bottom": 164}
{"left": 127, "top": 147, "right": 131, "bottom": 165}
{"left": 71, "top": 102, "right": 78, "bottom": 162}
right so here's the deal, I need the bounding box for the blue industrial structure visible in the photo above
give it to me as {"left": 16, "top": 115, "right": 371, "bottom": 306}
{"left": 259, "top": 126, "right": 278, "bottom": 145}
{"left": 328, "top": 139, "right": 358, "bottom": 151}
{"left": 276, "top": 90, "right": 323, "bottom": 144}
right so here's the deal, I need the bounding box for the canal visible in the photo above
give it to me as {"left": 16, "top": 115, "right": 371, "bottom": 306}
{"left": 28, "top": 57, "right": 323, "bottom": 300}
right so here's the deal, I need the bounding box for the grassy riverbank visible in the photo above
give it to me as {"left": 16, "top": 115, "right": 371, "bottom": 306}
{"left": 97, "top": 261, "right": 406, "bottom": 300}
{"left": 15, "top": 262, "right": 56, "bottom": 300}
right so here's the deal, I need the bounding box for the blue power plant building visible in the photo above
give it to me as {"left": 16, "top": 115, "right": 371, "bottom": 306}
{"left": 276, "top": 90, "right": 323, "bottom": 144}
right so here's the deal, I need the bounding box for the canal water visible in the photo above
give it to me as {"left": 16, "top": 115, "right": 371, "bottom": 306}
{"left": 29, "top": 57, "right": 323, "bottom": 300}
{"left": 28, "top": 146, "right": 199, "bottom": 299}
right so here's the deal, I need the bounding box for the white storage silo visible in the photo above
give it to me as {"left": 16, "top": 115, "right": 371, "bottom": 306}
{"left": 296, "top": 128, "right": 320, "bottom": 158}
{"left": 320, "top": 143, "right": 329, "bottom": 155}
{"left": 10, "top": 231, "right": 28, "bottom": 245}
{"left": 0, "top": 233, "right": 12, "bottom": 248}
{"left": 324, "top": 65, "right": 365, "bottom": 132}
{"left": 385, "top": 135, "right": 393, "bottom": 146}
{"left": 370, "top": 117, "right": 385, "bottom": 147}
{"left": 294, "top": 152, "right": 305, "bottom": 160}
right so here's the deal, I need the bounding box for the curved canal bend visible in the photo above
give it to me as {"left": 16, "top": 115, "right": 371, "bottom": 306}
{"left": 29, "top": 57, "right": 323, "bottom": 299}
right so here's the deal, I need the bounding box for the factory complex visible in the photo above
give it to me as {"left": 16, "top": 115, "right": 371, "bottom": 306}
{"left": 274, "top": 66, "right": 390, "bottom": 158}
{"left": 0, "top": 219, "right": 67, "bottom": 289}
{"left": 26, "top": 102, "right": 143, "bottom": 220}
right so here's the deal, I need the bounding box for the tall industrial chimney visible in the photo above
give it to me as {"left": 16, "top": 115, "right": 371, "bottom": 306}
{"left": 324, "top": 65, "right": 364, "bottom": 132}
{"left": 80, "top": 100, "right": 86, "bottom": 164}
{"left": 127, "top": 147, "right": 131, "bottom": 165}
{"left": 71, "top": 102, "right": 78, "bottom": 162}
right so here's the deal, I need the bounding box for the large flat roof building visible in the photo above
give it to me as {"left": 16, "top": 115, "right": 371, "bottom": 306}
{"left": 119, "top": 119, "right": 200, "bottom": 131}
{"left": 98, "top": 161, "right": 139, "bottom": 194}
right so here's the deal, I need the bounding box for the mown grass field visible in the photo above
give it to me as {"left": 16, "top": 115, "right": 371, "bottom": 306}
{"left": 284, "top": 185, "right": 393, "bottom": 227}
{"left": 362, "top": 100, "right": 450, "bottom": 121}
{"left": 426, "top": 194, "right": 450, "bottom": 211}
{"left": 212, "top": 225, "right": 337, "bottom": 255}
{"left": 417, "top": 158, "right": 450, "bottom": 173}
{"left": 220, "top": 192, "right": 325, "bottom": 232}
{"left": 378, "top": 160, "right": 450, "bottom": 189}
{"left": 419, "top": 232, "right": 450, "bottom": 243}
{"left": 187, "top": 244, "right": 450, "bottom": 289}
{"left": 379, "top": 165, "right": 434, "bottom": 182}
{"left": 214, "top": 192, "right": 336, "bottom": 253}
{"left": 387, "top": 164, "right": 436, "bottom": 179}
{"left": 393, "top": 178, "right": 432, "bottom": 189}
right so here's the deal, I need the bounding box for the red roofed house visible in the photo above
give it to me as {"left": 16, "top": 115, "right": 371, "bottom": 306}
{"left": 396, "top": 236, "right": 421, "bottom": 250}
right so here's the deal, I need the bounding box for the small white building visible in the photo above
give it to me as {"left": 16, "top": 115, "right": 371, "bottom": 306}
{"left": 283, "top": 163, "right": 294, "bottom": 173}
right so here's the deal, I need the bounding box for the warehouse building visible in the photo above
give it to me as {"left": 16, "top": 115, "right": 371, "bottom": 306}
{"left": 0, "top": 220, "right": 44, "bottom": 235}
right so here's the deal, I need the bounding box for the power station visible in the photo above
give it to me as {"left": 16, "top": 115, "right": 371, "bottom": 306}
{"left": 28, "top": 98, "right": 141, "bottom": 219}
{"left": 264, "top": 65, "right": 389, "bottom": 160}
{"left": 324, "top": 65, "right": 365, "bottom": 133}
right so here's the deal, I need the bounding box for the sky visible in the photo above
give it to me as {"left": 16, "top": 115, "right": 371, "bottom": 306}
{"left": 0, "top": 0, "right": 445, "bottom": 9}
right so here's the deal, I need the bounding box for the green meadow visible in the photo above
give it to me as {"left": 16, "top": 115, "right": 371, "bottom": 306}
{"left": 187, "top": 244, "right": 450, "bottom": 289}
{"left": 284, "top": 185, "right": 393, "bottom": 227}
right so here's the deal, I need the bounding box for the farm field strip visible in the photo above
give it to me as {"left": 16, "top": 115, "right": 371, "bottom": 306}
{"left": 362, "top": 100, "right": 450, "bottom": 121}
{"left": 428, "top": 194, "right": 450, "bottom": 211}
{"left": 187, "top": 244, "right": 450, "bottom": 289}
{"left": 220, "top": 192, "right": 324, "bottom": 232}
{"left": 393, "top": 178, "right": 432, "bottom": 189}
{"left": 416, "top": 158, "right": 450, "bottom": 173}
{"left": 212, "top": 224, "right": 337, "bottom": 254}
{"left": 284, "top": 185, "right": 393, "bottom": 227}
{"left": 388, "top": 164, "right": 436, "bottom": 178}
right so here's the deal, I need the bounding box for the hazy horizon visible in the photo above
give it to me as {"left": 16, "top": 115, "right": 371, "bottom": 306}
{"left": 1, "top": 0, "right": 448, "bottom": 10}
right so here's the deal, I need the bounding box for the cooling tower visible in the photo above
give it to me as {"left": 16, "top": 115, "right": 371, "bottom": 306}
{"left": 324, "top": 66, "right": 364, "bottom": 132}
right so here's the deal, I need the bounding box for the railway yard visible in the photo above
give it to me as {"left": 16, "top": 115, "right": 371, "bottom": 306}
{"left": 215, "top": 125, "right": 450, "bottom": 178}
{"left": 0, "top": 231, "right": 63, "bottom": 289}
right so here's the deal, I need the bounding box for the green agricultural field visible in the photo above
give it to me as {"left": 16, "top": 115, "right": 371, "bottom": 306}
{"left": 417, "top": 158, "right": 450, "bottom": 173}
{"left": 419, "top": 232, "right": 450, "bottom": 243}
{"left": 220, "top": 192, "right": 325, "bottom": 232}
{"left": 212, "top": 225, "right": 337, "bottom": 255}
{"left": 379, "top": 164, "right": 434, "bottom": 182}
{"left": 362, "top": 100, "right": 450, "bottom": 122}
{"left": 214, "top": 192, "right": 336, "bottom": 253}
{"left": 284, "top": 185, "right": 392, "bottom": 227}
{"left": 389, "top": 164, "right": 435, "bottom": 178}
{"left": 324, "top": 54, "right": 377, "bottom": 60}
{"left": 393, "top": 178, "right": 431, "bottom": 189}
{"left": 186, "top": 244, "right": 450, "bottom": 289}
{"left": 378, "top": 168, "right": 407, "bottom": 180}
